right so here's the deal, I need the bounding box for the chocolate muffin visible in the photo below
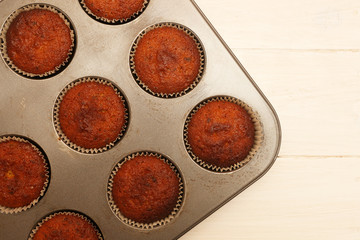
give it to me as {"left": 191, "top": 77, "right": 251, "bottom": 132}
{"left": 58, "top": 80, "right": 127, "bottom": 150}
{"left": 111, "top": 154, "right": 180, "bottom": 224}
{"left": 133, "top": 25, "right": 202, "bottom": 95}
{"left": 0, "top": 138, "right": 48, "bottom": 209}
{"left": 186, "top": 99, "right": 255, "bottom": 168}
{"left": 83, "top": 0, "right": 146, "bottom": 21}
{"left": 5, "top": 8, "right": 73, "bottom": 75}
{"left": 31, "top": 212, "right": 100, "bottom": 240}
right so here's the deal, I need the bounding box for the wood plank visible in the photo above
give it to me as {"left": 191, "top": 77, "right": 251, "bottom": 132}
{"left": 231, "top": 49, "right": 360, "bottom": 156}
{"left": 180, "top": 157, "right": 360, "bottom": 240}
{"left": 195, "top": 0, "right": 360, "bottom": 49}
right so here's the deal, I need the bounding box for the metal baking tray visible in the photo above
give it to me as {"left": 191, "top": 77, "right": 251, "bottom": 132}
{"left": 0, "top": 0, "right": 281, "bottom": 239}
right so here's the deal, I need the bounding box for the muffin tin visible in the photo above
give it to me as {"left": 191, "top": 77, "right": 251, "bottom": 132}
{"left": 0, "top": 0, "right": 281, "bottom": 239}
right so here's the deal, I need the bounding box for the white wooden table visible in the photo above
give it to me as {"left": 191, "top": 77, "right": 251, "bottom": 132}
{"left": 180, "top": 0, "right": 360, "bottom": 239}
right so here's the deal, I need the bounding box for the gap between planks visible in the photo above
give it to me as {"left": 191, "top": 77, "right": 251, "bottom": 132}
{"left": 278, "top": 155, "right": 360, "bottom": 159}
{"left": 232, "top": 48, "right": 360, "bottom": 53}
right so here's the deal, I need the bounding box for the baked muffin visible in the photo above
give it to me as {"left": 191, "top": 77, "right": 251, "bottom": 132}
{"left": 58, "top": 80, "right": 127, "bottom": 150}
{"left": 187, "top": 99, "right": 255, "bottom": 168}
{"left": 133, "top": 25, "right": 202, "bottom": 95}
{"left": 32, "top": 212, "right": 100, "bottom": 240}
{"left": 111, "top": 154, "right": 180, "bottom": 224}
{"left": 5, "top": 8, "right": 73, "bottom": 75}
{"left": 0, "top": 138, "right": 48, "bottom": 209}
{"left": 83, "top": 0, "right": 146, "bottom": 21}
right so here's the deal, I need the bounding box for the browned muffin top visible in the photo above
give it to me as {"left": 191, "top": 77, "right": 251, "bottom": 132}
{"left": 32, "top": 213, "right": 99, "bottom": 240}
{"left": 84, "top": 0, "right": 146, "bottom": 20}
{"left": 0, "top": 139, "right": 47, "bottom": 208}
{"left": 59, "top": 81, "right": 126, "bottom": 149}
{"left": 6, "top": 9, "right": 72, "bottom": 75}
{"left": 187, "top": 100, "right": 255, "bottom": 168}
{"left": 112, "top": 155, "right": 180, "bottom": 223}
{"left": 134, "top": 26, "right": 201, "bottom": 95}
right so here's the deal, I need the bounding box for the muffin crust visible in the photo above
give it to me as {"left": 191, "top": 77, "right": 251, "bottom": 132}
{"left": 59, "top": 81, "right": 126, "bottom": 149}
{"left": 6, "top": 9, "right": 72, "bottom": 75}
{"left": 187, "top": 100, "right": 255, "bottom": 168}
{"left": 112, "top": 155, "right": 180, "bottom": 223}
{"left": 84, "top": 0, "right": 146, "bottom": 20}
{"left": 134, "top": 26, "right": 201, "bottom": 94}
{"left": 0, "top": 139, "right": 47, "bottom": 208}
{"left": 32, "top": 213, "right": 99, "bottom": 240}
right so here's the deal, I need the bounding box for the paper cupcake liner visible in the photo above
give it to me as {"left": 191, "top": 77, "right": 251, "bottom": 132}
{"left": 28, "top": 210, "right": 103, "bottom": 240}
{"left": 78, "top": 0, "right": 150, "bottom": 25}
{"left": 0, "top": 135, "right": 50, "bottom": 214}
{"left": 107, "top": 151, "right": 184, "bottom": 229}
{"left": 0, "top": 4, "right": 76, "bottom": 79}
{"left": 184, "top": 96, "right": 263, "bottom": 173}
{"left": 129, "top": 22, "right": 206, "bottom": 98}
{"left": 53, "top": 77, "right": 129, "bottom": 154}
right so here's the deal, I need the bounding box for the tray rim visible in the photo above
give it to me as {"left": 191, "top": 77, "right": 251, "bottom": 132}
{"left": 0, "top": 0, "right": 282, "bottom": 239}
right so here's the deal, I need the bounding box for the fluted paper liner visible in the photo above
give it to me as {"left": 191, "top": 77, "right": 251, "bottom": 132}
{"left": 28, "top": 211, "right": 103, "bottom": 240}
{"left": 0, "top": 136, "right": 50, "bottom": 214}
{"left": 107, "top": 151, "right": 184, "bottom": 229}
{"left": 184, "top": 96, "right": 263, "bottom": 173}
{"left": 0, "top": 4, "right": 75, "bottom": 79}
{"left": 130, "top": 22, "right": 206, "bottom": 98}
{"left": 79, "top": 0, "right": 150, "bottom": 24}
{"left": 53, "top": 77, "right": 129, "bottom": 154}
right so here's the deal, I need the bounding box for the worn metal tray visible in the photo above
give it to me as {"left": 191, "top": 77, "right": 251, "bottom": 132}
{"left": 0, "top": 0, "right": 281, "bottom": 239}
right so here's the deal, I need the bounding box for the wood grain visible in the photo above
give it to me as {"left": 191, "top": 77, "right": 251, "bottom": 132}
{"left": 180, "top": 157, "right": 360, "bottom": 240}
{"left": 179, "top": 0, "right": 360, "bottom": 239}
{"left": 195, "top": 0, "right": 360, "bottom": 49}
{"left": 234, "top": 49, "right": 360, "bottom": 156}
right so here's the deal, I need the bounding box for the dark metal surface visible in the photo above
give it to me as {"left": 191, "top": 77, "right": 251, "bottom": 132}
{"left": 0, "top": 0, "right": 281, "bottom": 239}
